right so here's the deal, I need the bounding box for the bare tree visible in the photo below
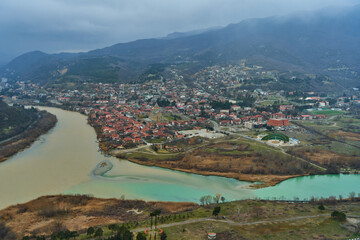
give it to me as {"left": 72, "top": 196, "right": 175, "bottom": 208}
{"left": 236, "top": 206, "right": 242, "bottom": 220}
{"left": 204, "top": 195, "right": 213, "bottom": 205}
{"left": 349, "top": 192, "right": 356, "bottom": 201}
{"left": 214, "top": 193, "right": 221, "bottom": 204}
{"left": 200, "top": 196, "right": 206, "bottom": 206}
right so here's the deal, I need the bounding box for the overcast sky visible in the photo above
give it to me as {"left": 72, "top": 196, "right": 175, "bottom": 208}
{"left": 0, "top": 0, "right": 359, "bottom": 65}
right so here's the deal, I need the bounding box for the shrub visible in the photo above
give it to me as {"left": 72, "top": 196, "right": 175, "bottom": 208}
{"left": 94, "top": 228, "right": 103, "bottom": 237}
{"left": 212, "top": 206, "right": 221, "bottom": 217}
{"left": 136, "top": 232, "right": 147, "bottom": 240}
{"left": 331, "top": 211, "right": 346, "bottom": 221}
{"left": 87, "top": 227, "right": 95, "bottom": 236}
{"left": 0, "top": 222, "right": 17, "bottom": 240}
{"left": 37, "top": 204, "right": 69, "bottom": 218}
{"left": 161, "top": 231, "right": 168, "bottom": 240}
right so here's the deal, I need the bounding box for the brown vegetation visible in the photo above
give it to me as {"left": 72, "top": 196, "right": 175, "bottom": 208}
{"left": 287, "top": 147, "right": 360, "bottom": 173}
{"left": 0, "top": 111, "right": 57, "bottom": 162}
{"left": 336, "top": 130, "right": 360, "bottom": 142}
{"left": 0, "top": 195, "right": 197, "bottom": 237}
{"left": 123, "top": 142, "right": 320, "bottom": 188}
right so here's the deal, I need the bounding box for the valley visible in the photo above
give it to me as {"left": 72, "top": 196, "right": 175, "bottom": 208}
{"left": 1, "top": 3, "right": 360, "bottom": 239}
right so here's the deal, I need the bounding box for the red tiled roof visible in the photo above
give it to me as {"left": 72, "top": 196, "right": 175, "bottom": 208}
{"left": 267, "top": 119, "right": 289, "bottom": 127}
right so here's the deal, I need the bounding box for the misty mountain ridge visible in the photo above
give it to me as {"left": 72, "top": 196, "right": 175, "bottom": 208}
{"left": 1, "top": 4, "right": 360, "bottom": 90}
{"left": 162, "top": 26, "right": 223, "bottom": 40}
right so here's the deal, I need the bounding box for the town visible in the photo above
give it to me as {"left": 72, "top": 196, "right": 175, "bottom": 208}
{"left": 1, "top": 62, "right": 359, "bottom": 152}
{"left": 3, "top": 1, "right": 360, "bottom": 239}
{"left": 1, "top": 62, "right": 360, "bottom": 239}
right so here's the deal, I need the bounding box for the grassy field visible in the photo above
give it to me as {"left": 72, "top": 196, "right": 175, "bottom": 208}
{"left": 311, "top": 110, "right": 347, "bottom": 116}
{"left": 93, "top": 199, "right": 360, "bottom": 239}
{"left": 69, "top": 199, "right": 360, "bottom": 239}
{"left": 285, "top": 117, "right": 360, "bottom": 172}
{"left": 4, "top": 195, "right": 360, "bottom": 239}
{"left": 292, "top": 117, "right": 360, "bottom": 156}
{"left": 118, "top": 151, "right": 184, "bottom": 161}
{"left": 334, "top": 116, "right": 360, "bottom": 133}
{"left": 161, "top": 200, "right": 360, "bottom": 240}
{"left": 164, "top": 115, "right": 175, "bottom": 121}
{"left": 163, "top": 218, "right": 353, "bottom": 240}
{"left": 117, "top": 135, "right": 321, "bottom": 188}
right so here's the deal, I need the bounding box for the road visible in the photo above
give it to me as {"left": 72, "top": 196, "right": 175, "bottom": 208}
{"left": 237, "top": 132, "right": 327, "bottom": 171}
{"left": 210, "top": 120, "right": 327, "bottom": 171}
{"left": 111, "top": 144, "right": 150, "bottom": 155}
{"left": 86, "top": 213, "right": 334, "bottom": 239}
{"left": 112, "top": 120, "right": 327, "bottom": 172}
{"left": 131, "top": 213, "right": 331, "bottom": 232}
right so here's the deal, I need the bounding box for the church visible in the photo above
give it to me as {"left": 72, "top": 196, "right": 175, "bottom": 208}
{"left": 149, "top": 103, "right": 164, "bottom": 122}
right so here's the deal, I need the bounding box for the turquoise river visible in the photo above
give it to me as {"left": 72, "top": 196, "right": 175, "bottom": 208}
{"left": 0, "top": 107, "right": 359, "bottom": 209}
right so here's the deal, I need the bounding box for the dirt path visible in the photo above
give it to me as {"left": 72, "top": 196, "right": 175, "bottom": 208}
{"left": 112, "top": 144, "right": 150, "bottom": 155}
{"left": 293, "top": 121, "right": 360, "bottom": 150}
{"left": 86, "top": 213, "right": 333, "bottom": 239}
{"left": 210, "top": 120, "right": 326, "bottom": 171}
{"left": 233, "top": 132, "right": 327, "bottom": 171}
{"left": 131, "top": 213, "right": 331, "bottom": 233}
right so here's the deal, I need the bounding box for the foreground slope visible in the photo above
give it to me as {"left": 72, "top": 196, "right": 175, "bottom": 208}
{"left": 1, "top": 195, "right": 359, "bottom": 239}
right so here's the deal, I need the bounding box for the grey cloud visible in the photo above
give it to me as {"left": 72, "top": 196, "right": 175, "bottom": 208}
{"left": 0, "top": 0, "right": 359, "bottom": 65}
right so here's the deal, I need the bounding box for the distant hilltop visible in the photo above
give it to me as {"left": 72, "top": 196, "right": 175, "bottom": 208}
{"left": 1, "top": 4, "right": 360, "bottom": 89}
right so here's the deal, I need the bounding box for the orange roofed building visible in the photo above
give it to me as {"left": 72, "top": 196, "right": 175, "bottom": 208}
{"left": 267, "top": 118, "right": 289, "bottom": 127}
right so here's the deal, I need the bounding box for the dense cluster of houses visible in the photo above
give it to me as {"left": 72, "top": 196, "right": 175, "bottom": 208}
{"left": 88, "top": 104, "right": 210, "bottom": 149}
{"left": 3, "top": 63, "right": 359, "bottom": 150}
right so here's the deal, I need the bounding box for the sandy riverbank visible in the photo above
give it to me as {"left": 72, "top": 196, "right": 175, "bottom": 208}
{"left": 119, "top": 157, "right": 301, "bottom": 189}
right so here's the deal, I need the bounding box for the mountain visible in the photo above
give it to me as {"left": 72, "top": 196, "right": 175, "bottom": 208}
{"left": 162, "top": 26, "right": 223, "bottom": 40}
{"left": 1, "top": 5, "right": 360, "bottom": 88}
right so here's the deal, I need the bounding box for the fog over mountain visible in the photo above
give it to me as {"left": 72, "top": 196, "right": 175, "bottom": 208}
{"left": 0, "top": 0, "right": 359, "bottom": 65}
{"left": 1, "top": 3, "right": 360, "bottom": 90}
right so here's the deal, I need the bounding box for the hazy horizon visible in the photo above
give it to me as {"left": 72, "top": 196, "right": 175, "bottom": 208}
{"left": 1, "top": 0, "right": 359, "bottom": 66}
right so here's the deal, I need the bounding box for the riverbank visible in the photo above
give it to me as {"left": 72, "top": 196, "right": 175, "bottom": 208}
{"left": 120, "top": 157, "right": 300, "bottom": 189}
{"left": 25, "top": 105, "right": 320, "bottom": 189}
{"left": 0, "top": 111, "right": 57, "bottom": 162}
{"left": 112, "top": 137, "right": 320, "bottom": 189}
{"left": 0, "top": 107, "right": 258, "bottom": 211}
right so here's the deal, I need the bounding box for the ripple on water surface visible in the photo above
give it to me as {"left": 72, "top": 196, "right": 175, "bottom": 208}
{"left": 1, "top": 107, "right": 359, "bottom": 209}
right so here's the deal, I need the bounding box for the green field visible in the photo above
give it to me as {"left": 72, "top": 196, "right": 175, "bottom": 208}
{"left": 162, "top": 200, "right": 360, "bottom": 240}
{"left": 118, "top": 150, "right": 183, "bottom": 161}
{"left": 311, "top": 110, "right": 346, "bottom": 116}
{"left": 163, "top": 218, "right": 353, "bottom": 240}
{"left": 77, "top": 199, "right": 360, "bottom": 240}
{"left": 293, "top": 117, "right": 360, "bottom": 156}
